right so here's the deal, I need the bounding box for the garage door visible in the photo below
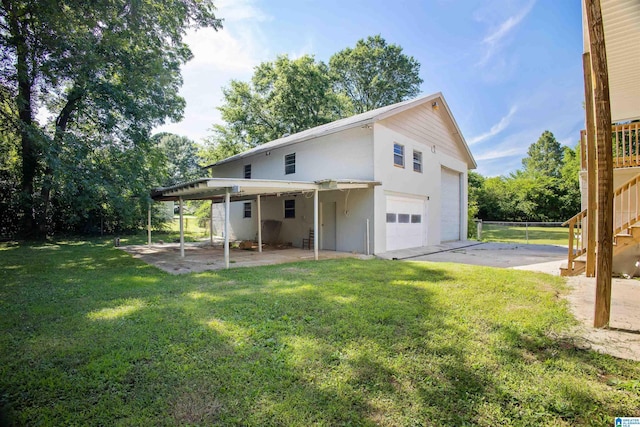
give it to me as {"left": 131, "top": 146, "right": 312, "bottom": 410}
{"left": 386, "top": 196, "right": 426, "bottom": 251}
{"left": 441, "top": 167, "right": 461, "bottom": 242}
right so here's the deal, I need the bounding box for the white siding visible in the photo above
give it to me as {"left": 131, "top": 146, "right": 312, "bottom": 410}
{"left": 440, "top": 167, "right": 462, "bottom": 242}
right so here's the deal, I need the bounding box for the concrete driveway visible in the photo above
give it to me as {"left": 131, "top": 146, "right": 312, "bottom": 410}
{"left": 378, "top": 241, "right": 567, "bottom": 274}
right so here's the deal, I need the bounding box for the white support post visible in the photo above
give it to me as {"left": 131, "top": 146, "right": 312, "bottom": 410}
{"left": 366, "top": 218, "right": 370, "bottom": 256}
{"left": 179, "top": 197, "right": 185, "bottom": 258}
{"left": 147, "top": 204, "right": 151, "bottom": 247}
{"left": 257, "top": 195, "right": 262, "bottom": 253}
{"left": 224, "top": 190, "right": 230, "bottom": 269}
{"left": 313, "top": 189, "right": 319, "bottom": 261}
{"left": 210, "top": 200, "right": 214, "bottom": 245}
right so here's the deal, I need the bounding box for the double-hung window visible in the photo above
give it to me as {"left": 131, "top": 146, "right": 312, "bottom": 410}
{"left": 284, "top": 199, "right": 295, "bottom": 218}
{"left": 244, "top": 164, "right": 251, "bottom": 179}
{"left": 413, "top": 150, "right": 423, "bottom": 173}
{"left": 243, "top": 202, "right": 251, "bottom": 218}
{"left": 285, "top": 153, "right": 296, "bottom": 175}
{"left": 393, "top": 143, "right": 404, "bottom": 167}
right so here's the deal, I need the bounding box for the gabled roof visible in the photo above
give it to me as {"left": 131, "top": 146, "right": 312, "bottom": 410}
{"left": 206, "top": 92, "right": 476, "bottom": 169}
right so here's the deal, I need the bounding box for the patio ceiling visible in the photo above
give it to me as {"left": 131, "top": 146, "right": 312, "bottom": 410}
{"left": 583, "top": 0, "right": 640, "bottom": 122}
{"left": 151, "top": 178, "right": 381, "bottom": 202}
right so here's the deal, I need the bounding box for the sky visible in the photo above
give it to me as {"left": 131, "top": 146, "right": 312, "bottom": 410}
{"left": 154, "top": 0, "right": 585, "bottom": 177}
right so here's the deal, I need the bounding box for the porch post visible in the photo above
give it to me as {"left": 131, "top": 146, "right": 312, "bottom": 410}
{"left": 583, "top": 52, "right": 597, "bottom": 278}
{"left": 586, "top": 0, "right": 613, "bottom": 328}
{"left": 179, "top": 197, "right": 185, "bottom": 258}
{"left": 257, "top": 195, "right": 262, "bottom": 253}
{"left": 314, "top": 189, "right": 319, "bottom": 261}
{"left": 224, "top": 190, "right": 230, "bottom": 269}
{"left": 147, "top": 203, "right": 151, "bottom": 247}
{"left": 210, "top": 200, "right": 214, "bottom": 245}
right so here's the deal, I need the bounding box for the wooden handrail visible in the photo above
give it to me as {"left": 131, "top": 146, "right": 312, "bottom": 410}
{"left": 563, "top": 209, "right": 587, "bottom": 273}
{"left": 580, "top": 122, "right": 640, "bottom": 170}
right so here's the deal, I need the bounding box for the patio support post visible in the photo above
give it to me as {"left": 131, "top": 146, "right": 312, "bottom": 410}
{"left": 314, "top": 189, "right": 318, "bottom": 261}
{"left": 583, "top": 52, "right": 597, "bottom": 278}
{"left": 586, "top": 0, "right": 613, "bottom": 328}
{"left": 210, "top": 200, "right": 214, "bottom": 245}
{"left": 257, "top": 195, "right": 262, "bottom": 253}
{"left": 179, "top": 197, "right": 185, "bottom": 258}
{"left": 224, "top": 190, "right": 230, "bottom": 269}
{"left": 147, "top": 204, "right": 151, "bottom": 247}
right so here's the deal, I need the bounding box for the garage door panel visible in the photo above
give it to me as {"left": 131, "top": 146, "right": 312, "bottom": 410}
{"left": 441, "top": 168, "right": 461, "bottom": 242}
{"left": 386, "top": 196, "right": 426, "bottom": 251}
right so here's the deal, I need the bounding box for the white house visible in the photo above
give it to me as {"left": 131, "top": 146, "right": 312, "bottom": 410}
{"left": 152, "top": 92, "right": 476, "bottom": 257}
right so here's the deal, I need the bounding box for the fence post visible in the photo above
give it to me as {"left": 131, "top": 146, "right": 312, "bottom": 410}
{"left": 476, "top": 219, "right": 482, "bottom": 241}
{"left": 525, "top": 222, "right": 529, "bottom": 244}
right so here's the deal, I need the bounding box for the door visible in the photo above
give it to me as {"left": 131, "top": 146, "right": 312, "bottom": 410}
{"left": 386, "top": 196, "right": 427, "bottom": 251}
{"left": 440, "top": 167, "right": 461, "bottom": 242}
{"left": 321, "top": 202, "right": 336, "bottom": 250}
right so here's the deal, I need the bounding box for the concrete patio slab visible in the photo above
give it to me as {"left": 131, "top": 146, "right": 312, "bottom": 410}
{"left": 121, "top": 242, "right": 360, "bottom": 274}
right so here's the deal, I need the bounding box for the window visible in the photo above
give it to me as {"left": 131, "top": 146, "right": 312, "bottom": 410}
{"left": 413, "top": 150, "right": 422, "bottom": 173}
{"left": 393, "top": 143, "right": 404, "bottom": 167}
{"left": 285, "top": 153, "right": 296, "bottom": 175}
{"left": 243, "top": 202, "right": 251, "bottom": 218}
{"left": 284, "top": 199, "right": 295, "bottom": 218}
{"left": 411, "top": 214, "right": 421, "bottom": 223}
{"left": 398, "top": 214, "right": 410, "bottom": 223}
{"left": 244, "top": 164, "right": 251, "bottom": 179}
{"left": 386, "top": 213, "right": 397, "bottom": 223}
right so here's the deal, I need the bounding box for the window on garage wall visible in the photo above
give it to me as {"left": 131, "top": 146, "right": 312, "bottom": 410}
{"left": 413, "top": 150, "right": 422, "bottom": 172}
{"left": 243, "top": 202, "right": 251, "bottom": 218}
{"left": 393, "top": 143, "right": 404, "bottom": 167}
{"left": 244, "top": 164, "right": 251, "bottom": 179}
{"left": 284, "top": 199, "right": 295, "bottom": 218}
{"left": 285, "top": 153, "right": 296, "bottom": 175}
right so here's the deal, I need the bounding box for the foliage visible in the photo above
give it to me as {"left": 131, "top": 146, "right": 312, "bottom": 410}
{"left": 152, "top": 132, "right": 202, "bottom": 187}
{"left": 0, "top": 0, "right": 222, "bottom": 237}
{"left": 2, "top": 240, "right": 639, "bottom": 425}
{"left": 471, "top": 132, "right": 581, "bottom": 222}
{"left": 330, "top": 34, "right": 423, "bottom": 114}
{"left": 206, "top": 35, "right": 423, "bottom": 154}
{"left": 522, "top": 130, "right": 564, "bottom": 178}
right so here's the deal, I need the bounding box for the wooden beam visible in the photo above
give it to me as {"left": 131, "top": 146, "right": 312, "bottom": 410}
{"left": 583, "top": 52, "right": 597, "bottom": 277}
{"left": 585, "top": 0, "right": 613, "bottom": 328}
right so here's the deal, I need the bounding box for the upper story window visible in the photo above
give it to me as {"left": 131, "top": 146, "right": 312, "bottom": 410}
{"left": 285, "top": 153, "right": 296, "bottom": 175}
{"left": 244, "top": 164, "right": 251, "bottom": 179}
{"left": 393, "top": 143, "right": 404, "bottom": 167}
{"left": 243, "top": 202, "right": 251, "bottom": 218}
{"left": 284, "top": 199, "right": 295, "bottom": 218}
{"left": 413, "top": 150, "right": 423, "bottom": 173}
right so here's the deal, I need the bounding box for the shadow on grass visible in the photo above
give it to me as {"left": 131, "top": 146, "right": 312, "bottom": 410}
{"left": 1, "top": 240, "right": 639, "bottom": 425}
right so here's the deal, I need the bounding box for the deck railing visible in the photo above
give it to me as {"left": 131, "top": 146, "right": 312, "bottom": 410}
{"left": 562, "top": 209, "right": 587, "bottom": 273}
{"left": 580, "top": 123, "right": 640, "bottom": 170}
{"left": 563, "top": 174, "right": 640, "bottom": 274}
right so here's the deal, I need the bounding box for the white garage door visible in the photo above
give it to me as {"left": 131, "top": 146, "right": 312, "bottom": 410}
{"left": 441, "top": 168, "right": 461, "bottom": 242}
{"left": 386, "top": 196, "right": 426, "bottom": 251}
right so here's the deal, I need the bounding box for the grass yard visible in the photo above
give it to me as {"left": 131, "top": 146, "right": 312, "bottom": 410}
{"left": 481, "top": 224, "right": 569, "bottom": 246}
{"left": 1, "top": 239, "right": 639, "bottom": 426}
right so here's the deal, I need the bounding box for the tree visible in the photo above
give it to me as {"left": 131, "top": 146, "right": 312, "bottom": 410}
{"left": 1, "top": 0, "right": 222, "bottom": 236}
{"left": 152, "top": 133, "right": 201, "bottom": 187}
{"left": 522, "top": 130, "right": 564, "bottom": 178}
{"left": 216, "top": 55, "right": 341, "bottom": 148}
{"left": 329, "top": 35, "right": 423, "bottom": 114}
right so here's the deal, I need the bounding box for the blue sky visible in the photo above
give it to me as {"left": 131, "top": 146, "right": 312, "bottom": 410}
{"left": 154, "top": 0, "right": 584, "bottom": 177}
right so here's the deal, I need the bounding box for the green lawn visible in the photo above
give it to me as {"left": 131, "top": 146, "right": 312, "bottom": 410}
{"left": 1, "top": 239, "right": 638, "bottom": 426}
{"left": 480, "top": 224, "right": 569, "bottom": 246}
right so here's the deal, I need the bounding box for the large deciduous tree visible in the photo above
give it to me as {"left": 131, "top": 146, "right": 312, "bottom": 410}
{"left": 522, "top": 130, "right": 564, "bottom": 178}
{"left": 1, "top": 0, "right": 222, "bottom": 237}
{"left": 329, "top": 35, "right": 423, "bottom": 114}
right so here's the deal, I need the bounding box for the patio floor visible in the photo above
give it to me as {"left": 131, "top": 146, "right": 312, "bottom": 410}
{"left": 121, "top": 242, "right": 361, "bottom": 274}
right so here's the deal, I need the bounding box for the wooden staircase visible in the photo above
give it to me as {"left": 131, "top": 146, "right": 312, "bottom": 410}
{"left": 561, "top": 173, "right": 640, "bottom": 276}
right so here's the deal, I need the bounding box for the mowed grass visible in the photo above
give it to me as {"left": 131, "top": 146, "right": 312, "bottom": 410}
{"left": 481, "top": 224, "right": 569, "bottom": 246}
{"left": 1, "top": 240, "right": 639, "bottom": 426}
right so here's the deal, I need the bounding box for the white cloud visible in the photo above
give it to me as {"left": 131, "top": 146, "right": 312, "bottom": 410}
{"left": 474, "top": 146, "right": 522, "bottom": 162}
{"left": 467, "top": 105, "right": 518, "bottom": 145}
{"left": 153, "top": 0, "right": 271, "bottom": 142}
{"left": 476, "top": 0, "right": 536, "bottom": 67}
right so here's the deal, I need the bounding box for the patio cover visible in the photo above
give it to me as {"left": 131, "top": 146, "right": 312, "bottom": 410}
{"left": 149, "top": 178, "right": 380, "bottom": 268}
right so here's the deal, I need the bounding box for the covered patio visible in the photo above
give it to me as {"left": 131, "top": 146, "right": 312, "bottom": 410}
{"left": 147, "top": 178, "right": 380, "bottom": 269}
